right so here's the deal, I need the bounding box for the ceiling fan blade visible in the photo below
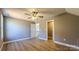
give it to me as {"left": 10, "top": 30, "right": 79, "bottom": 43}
{"left": 38, "top": 16, "right": 44, "bottom": 18}
{"left": 24, "top": 13, "right": 31, "bottom": 16}
{"left": 28, "top": 17, "right": 32, "bottom": 19}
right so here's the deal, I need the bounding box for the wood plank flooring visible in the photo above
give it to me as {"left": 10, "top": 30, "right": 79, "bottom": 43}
{"left": 2, "top": 38, "right": 78, "bottom": 51}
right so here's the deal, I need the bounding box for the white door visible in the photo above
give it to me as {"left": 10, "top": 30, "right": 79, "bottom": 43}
{"left": 31, "top": 24, "right": 36, "bottom": 38}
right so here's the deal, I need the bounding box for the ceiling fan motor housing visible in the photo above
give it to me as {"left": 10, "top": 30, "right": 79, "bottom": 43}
{"left": 32, "top": 11, "right": 38, "bottom": 17}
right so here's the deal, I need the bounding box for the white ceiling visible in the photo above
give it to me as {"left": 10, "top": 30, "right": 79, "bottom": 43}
{"left": 2, "top": 8, "right": 79, "bottom": 22}
{"left": 2, "top": 8, "right": 65, "bottom": 22}
{"left": 66, "top": 8, "right": 79, "bottom": 16}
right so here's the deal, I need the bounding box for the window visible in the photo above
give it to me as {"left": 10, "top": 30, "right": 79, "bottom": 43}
{"left": 36, "top": 23, "right": 39, "bottom": 37}
{"left": 36, "top": 23, "right": 39, "bottom": 31}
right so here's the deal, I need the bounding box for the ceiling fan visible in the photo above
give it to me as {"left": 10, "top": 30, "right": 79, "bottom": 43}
{"left": 24, "top": 9, "right": 44, "bottom": 20}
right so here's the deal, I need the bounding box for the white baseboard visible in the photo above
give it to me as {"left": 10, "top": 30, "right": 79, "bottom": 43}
{"left": 39, "top": 37, "right": 47, "bottom": 40}
{"left": 3, "top": 37, "right": 32, "bottom": 44}
{"left": 54, "top": 41, "right": 79, "bottom": 49}
{"left": 0, "top": 43, "right": 4, "bottom": 51}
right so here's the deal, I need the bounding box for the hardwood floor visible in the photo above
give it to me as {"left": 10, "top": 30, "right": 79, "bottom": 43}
{"left": 2, "top": 38, "right": 78, "bottom": 51}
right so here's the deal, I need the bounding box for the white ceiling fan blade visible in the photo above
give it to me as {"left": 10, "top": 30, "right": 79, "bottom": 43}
{"left": 24, "top": 13, "right": 31, "bottom": 16}
{"left": 38, "top": 16, "right": 44, "bottom": 18}
{"left": 27, "top": 16, "right": 32, "bottom": 19}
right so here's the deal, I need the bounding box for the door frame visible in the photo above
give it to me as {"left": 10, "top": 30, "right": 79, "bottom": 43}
{"left": 0, "top": 13, "right": 4, "bottom": 51}
{"left": 46, "top": 20, "right": 54, "bottom": 40}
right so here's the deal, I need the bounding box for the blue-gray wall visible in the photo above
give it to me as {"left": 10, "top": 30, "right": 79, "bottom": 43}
{"left": 54, "top": 13, "right": 79, "bottom": 47}
{"left": 4, "top": 17, "right": 32, "bottom": 41}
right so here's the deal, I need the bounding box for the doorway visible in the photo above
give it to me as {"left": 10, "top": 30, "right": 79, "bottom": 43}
{"left": 47, "top": 21, "right": 54, "bottom": 40}
{"left": 31, "top": 23, "right": 36, "bottom": 38}
{"left": 31, "top": 23, "right": 39, "bottom": 38}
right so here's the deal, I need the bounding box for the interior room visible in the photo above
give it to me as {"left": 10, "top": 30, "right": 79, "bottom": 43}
{"left": 0, "top": 8, "right": 79, "bottom": 51}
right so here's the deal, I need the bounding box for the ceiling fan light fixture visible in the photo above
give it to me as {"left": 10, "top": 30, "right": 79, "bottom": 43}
{"left": 32, "top": 16, "right": 37, "bottom": 20}
{"left": 32, "top": 11, "right": 38, "bottom": 17}
{"left": 25, "top": 8, "right": 43, "bottom": 20}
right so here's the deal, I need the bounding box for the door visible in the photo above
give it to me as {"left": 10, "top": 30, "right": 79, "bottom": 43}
{"left": 31, "top": 23, "right": 36, "bottom": 38}
{"left": 48, "top": 21, "right": 54, "bottom": 40}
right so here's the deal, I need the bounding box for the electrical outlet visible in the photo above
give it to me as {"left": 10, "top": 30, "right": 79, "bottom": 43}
{"left": 64, "top": 38, "right": 66, "bottom": 41}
